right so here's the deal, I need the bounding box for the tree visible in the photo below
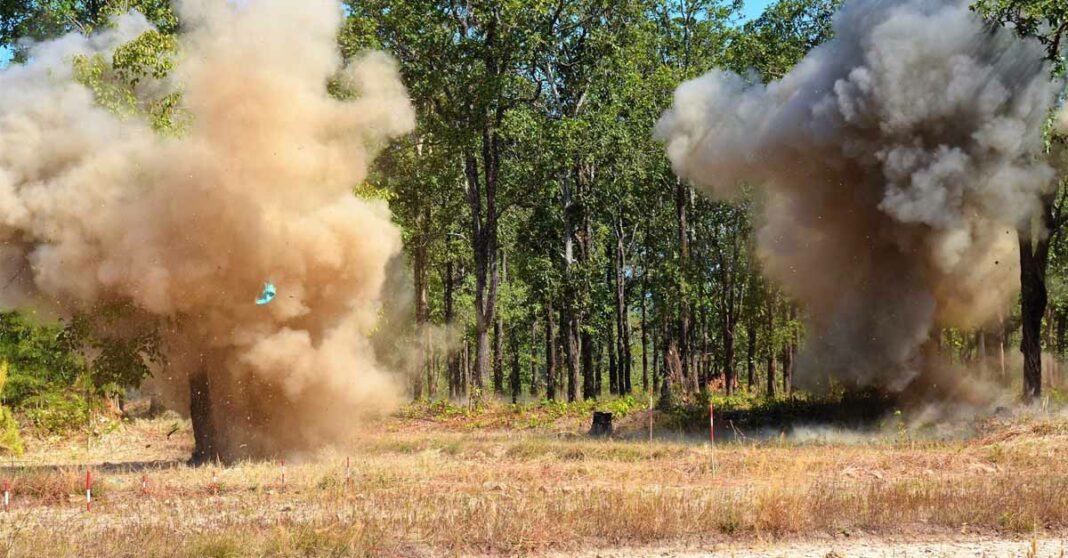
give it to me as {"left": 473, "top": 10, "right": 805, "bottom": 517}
{"left": 1, "top": 0, "right": 176, "bottom": 61}
{"left": 974, "top": 0, "right": 1067, "bottom": 401}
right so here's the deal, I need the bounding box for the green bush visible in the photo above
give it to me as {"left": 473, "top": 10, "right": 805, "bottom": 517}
{"left": 0, "top": 312, "right": 82, "bottom": 407}
{"left": 22, "top": 391, "right": 91, "bottom": 434}
{"left": 0, "top": 361, "right": 24, "bottom": 455}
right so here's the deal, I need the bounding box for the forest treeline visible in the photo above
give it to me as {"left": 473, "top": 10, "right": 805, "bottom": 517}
{"left": 0, "top": 0, "right": 1064, "bottom": 440}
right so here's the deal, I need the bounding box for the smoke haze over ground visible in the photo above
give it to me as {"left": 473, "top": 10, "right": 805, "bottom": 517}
{"left": 656, "top": 0, "right": 1059, "bottom": 394}
{"left": 0, "top": 0, "right": 415, "bottom": 459}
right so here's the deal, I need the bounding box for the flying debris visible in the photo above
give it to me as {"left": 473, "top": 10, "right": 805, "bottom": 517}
{"left": 256, "top": 282, "right": 277, "bottom": 305}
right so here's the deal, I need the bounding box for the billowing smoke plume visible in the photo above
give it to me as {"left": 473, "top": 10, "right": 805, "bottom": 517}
{"left": 656, "top": 0, "right": 1059, "bottom": 392}
{"left": 0, "top": 0, "right": 415, "bottom": 458}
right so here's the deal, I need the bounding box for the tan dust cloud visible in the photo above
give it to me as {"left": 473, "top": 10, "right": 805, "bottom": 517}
{"left": 0, "top": 0, "right": 415, "bottom": 459}
{"left": 656, "top": 0, "right": 1058, "bottom": 393}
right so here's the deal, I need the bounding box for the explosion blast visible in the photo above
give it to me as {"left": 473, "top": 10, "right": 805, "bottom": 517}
{"left": 656, "top": 0, "right": 1061, "bottom": 393}
{"left": 0, "top": 0, "right": 415, "bottom": 460}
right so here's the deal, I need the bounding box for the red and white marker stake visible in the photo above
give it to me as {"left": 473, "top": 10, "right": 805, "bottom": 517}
{"left": 85, "top": 469, "right": 92, "bottom": 512}
{"left": 280, "top": 459, "right": 286, "bottom": 488}
{"left": 3, "top": 479, "right": 10, "bottom": 512}
{"left": 709, "top": 402, "right": 715, "bottom": 445}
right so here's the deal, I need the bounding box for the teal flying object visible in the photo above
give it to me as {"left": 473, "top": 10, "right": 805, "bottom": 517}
{"left": 256, "top": 282, "right": 276, "bottom": 305}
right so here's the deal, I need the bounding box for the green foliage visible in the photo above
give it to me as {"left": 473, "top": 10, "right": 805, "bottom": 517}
{"left": 72, "top": 53, "right": 140, "bottom": 116}
{"left": 0, "top": 362, "right": 24, "bottom": 455}
{"left": 0, "top": 312, "right": 82, "bottom": 407}
{"left": 58, "top": 303, "right": 165, "bottom": 397}
{"left": 0, "top": 404, "right": 23, "bottom": 455}
{"left": 340, "top": 0, "right": 846, "bottom": 404}
{"left": 726, "top": 0, "right": 840, "bottom": 80}
{"left": 21, "top": 389, "right": 91, "bottom": 434}
{"left": 0, "top": 0, "right": 178, "bottom": 61}
{"left": 71, "top": 28, "right": 188, "bottom": 134}
{"left": 972, "top": 0, "right": 1067, "bottom": 74}
{"left": 0, "top": 304, "right": 161, "bottom": 434}
{"left": 111, "top": 29, "right": 176, "bottom": 84}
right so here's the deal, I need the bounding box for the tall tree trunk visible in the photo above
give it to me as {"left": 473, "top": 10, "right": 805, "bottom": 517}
{"left": 614, "top": 216, "right": 633, "bottom": 394}
{"left": 640, "top": 274, "right": 650, "bottom": 392}
{"left": 606, "top": 255, "right": 619, "bottom": 395}
{"left": 493, "top": 315, "right": 504, "bottom": 396}
{"left": 564, "top": 304, "right": 579, "bottom": 402}
{"left": 492, "top": 248, "right": 506, "bottom": 396}
{"left": 723, "top": 316, "right": 737, "bottom": 395}
{"left": 462, "top": 339, "right": 470, "bottom": 397}
{"left": 659, "top": 337, "right": 676, "bottom": 411}
{"left": 582, "top": 329, "right": 595, "bottom": 399}
{"left": 189, "top": 369, "right": 218, "bottom": 464}
{"left": 545, "top": 299, "right": 557, "bottom": 401}
{"left": 745, "top": 317, "right": 756, "bottom": 390}
{"left": 1020, "top": 226, "right": 1052, "bottom": 401}
{"left": 698, "top": 300, "right": 709, "bottom": 390}
{"left": 608, "top": 332, "right": 618, "bottom": 396}
{"left": 463, "top": 126, "right": 502, "bottom": 398}
{"left": 766, "top": 295, "right": 776, "bottom": 397}
{"left": 652, "top": 324, "right": 660, "bottom": 393}
{"left": 444, "top": 261, "right": 461, "bottom": 400}
{"left": 558, "top": 164, "right": 582, "bottom": 403}
{"left": 594, "top": 340, "right": 603, "bottom": 395}
{"left": 675, "top": 179, "right": 690, "bottom": 392}
{"left": 509, "top": 325, "right": 521, "bottom": 404}
{"left": 530, "top": 317, "right": 539, "bottom": 397}
{"left": 623, "top": 312, "right": 633, "bottom": 393}
{"left": 412, "top": 222, "right": 428, "bottom": 400}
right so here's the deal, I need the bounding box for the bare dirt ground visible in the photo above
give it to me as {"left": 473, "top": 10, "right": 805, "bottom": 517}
{"left": 0, "top": 404, "right": 1066, "bottom": 556}
{"left": 564, "top": 536, "right": 1068, "bottom": 557}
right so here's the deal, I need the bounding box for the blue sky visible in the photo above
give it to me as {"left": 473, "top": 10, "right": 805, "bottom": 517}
{"left": 742, "top": 0, "right": 776, "bottom": 21}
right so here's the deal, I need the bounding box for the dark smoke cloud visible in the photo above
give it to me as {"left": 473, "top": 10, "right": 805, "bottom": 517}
{"left": 656, "top": 0, "right": 1059, "bottom": 392}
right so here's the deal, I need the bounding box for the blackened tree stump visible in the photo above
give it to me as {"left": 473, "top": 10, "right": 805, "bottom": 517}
{"left": 590, "top": 411, "right": 613, "bottom": 437}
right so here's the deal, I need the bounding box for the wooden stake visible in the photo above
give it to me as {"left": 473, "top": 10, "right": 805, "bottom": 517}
{"left": 85, "top": 468, "right": 92, "bottom": 512}
{"left": 709, "top": 401, "right": 715, "bottom": 445}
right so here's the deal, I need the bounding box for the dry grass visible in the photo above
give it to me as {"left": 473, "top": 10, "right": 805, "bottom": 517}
{"left": 0, "top": 406, "right": 1066, "bottom": 557}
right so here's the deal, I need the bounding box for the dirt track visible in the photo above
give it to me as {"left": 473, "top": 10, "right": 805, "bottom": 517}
{"left": 565, "top": 537, "right": 1068, "bottom": 557}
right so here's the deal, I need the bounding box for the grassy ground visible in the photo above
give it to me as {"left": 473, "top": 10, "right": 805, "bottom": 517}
{"left": 0, "top": 397, "right": 1066, "bottom": 557}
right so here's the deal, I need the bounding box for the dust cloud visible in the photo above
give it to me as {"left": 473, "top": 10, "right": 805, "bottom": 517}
{"left": 0, "top": 0, "right": 415, "bottom": 459}
{"left": 656, "top": 0, "right": 1059, "bottom": 393}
